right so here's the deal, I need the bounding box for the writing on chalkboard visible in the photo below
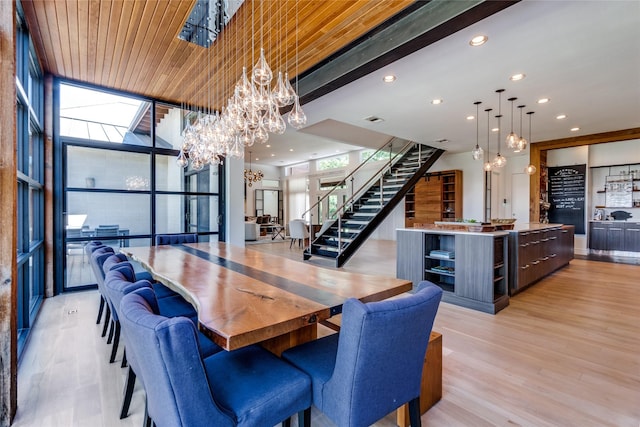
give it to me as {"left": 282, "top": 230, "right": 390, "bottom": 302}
{"left": 548, "top": 165, "right": 586, "bottom": 234}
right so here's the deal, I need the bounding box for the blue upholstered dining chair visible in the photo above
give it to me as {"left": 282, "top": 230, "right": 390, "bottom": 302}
{"left": 85, "top": 241, "right": 108, "bottom": 324}
{"left": 104, "top": 268, "right": 223, "bottom": 419}
{"left": 89, "top": 245, "right": 116, "bottom": 337}
{"left": 282, "top": 281, "right": 443, "bottom": 427}
{"left": 155, "top": 233, "right": 198, "bottom": 246}
{"left": 119, "top": 287, "right": 312, "bottom": 427}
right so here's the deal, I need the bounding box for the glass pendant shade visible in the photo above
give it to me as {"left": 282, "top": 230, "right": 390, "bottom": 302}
{"left": 472, "top": 145, "right": 484, "bottom": 160}
{"left": 288, "top": 96, "right": 307, "bottom": 129}
{"left": 252, "top": 48, "right": 273, "bottom": 86}
{"left": 483, "top": 161, "right": 492, "bottom": 171}
{"left": 492, "top": 153, "right": 507, "bottom": 168}
{"left": 283, "top": 73, "right": 297, "bottom": 105}
{"left": 506, "top": 132, "right": 518, "bottom": 149}
{"left": 254, "top": 124, "right": 269, "bottom": 144}
{"left": 176, "top": 150, "right": 188, "bottom": 168}
{"left": 516, "top": 136, "right": 528, "bottom": 152}
{"left": 472, "top": 101, "right": 483, "bottom": 160}
{"left": 525, "top": 164, "right": 537, "bottom": 175}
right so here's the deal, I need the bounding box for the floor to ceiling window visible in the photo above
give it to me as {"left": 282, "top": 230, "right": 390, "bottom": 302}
{"left": 15, "top": 8, "right": 45, "bottom": 355}
{"left": 57, "top": 83, "right": 221, "bottom": 291}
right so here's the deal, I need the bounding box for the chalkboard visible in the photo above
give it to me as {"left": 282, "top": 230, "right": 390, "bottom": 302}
{"left": 548, "top": 164, "right": 586, "bottom": 234}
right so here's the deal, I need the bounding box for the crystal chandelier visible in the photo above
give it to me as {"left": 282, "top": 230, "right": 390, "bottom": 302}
{"left": 176, "top": 0, "right": 307, "bottom": 171}
{"left": 524, "top": 111, "right": 536, "bottom": 175}
{"left": 483, "top": 107, "right": 493, "bottom": 172}
{"left": 244, "top": 151, "right": 263, "bottom": 187}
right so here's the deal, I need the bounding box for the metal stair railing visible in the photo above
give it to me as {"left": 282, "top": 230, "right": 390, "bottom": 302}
{"left": 308, "top": 141, "right": 429, "bottom": 254}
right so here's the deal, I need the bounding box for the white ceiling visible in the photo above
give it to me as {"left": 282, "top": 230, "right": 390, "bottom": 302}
{"left": 249, "top": 0, "right": 640, "bottom": 167}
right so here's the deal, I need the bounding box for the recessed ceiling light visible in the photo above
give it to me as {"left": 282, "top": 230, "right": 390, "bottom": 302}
{"left": 431, "top": 99, "right": 443, "bottom": 105}
{"left": 364, "top": 116, "right": 384, "bottom": 123}
{"left": 556, "top": 114, "right": 567, "bottom": 120}
{"left": 466, "top": 115, "right": 475, "bottom": 120}
{"left": 469, "top": 35, "right": 488, "bottom": 46}
{"left": 271, "top": 153, "right": 275, "bottom": 157}
{"left": 492, "top": 127, "right": 499, "bottom": 132}
{"left": 537, "top": 98, "right": 550, "bottom": 104}
{"left": 255, "top": 158, "right": 259, "bottom": 161}
{"left": 570, "top": 127, "right": 580, "bottom": 132}
{"left": 289, "top": 148, "right": 294, "bottom": 152}
{"left": 266, "top": 144, "right": 271, "bottom": 148}
{"left": 382, "top": 75, "right": 396, "bottom": 83}
{"left": 510, "top": 73, "right": 526, "bottom": 81}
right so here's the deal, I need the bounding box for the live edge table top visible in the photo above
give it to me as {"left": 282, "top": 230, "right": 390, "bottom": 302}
{"left": 122, "top": 242, "right": 412, "bottom": 351}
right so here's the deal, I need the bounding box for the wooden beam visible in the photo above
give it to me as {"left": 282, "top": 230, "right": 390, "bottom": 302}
{"left": 529, "top": 128, "right": 640, "bottom": 221}
{"left": 0, "top": 0, "right": 17, "bottom": 424}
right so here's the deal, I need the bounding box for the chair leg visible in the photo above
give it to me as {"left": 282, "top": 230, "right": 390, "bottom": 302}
{"left": 101, "top": 305, "right": 111, "bottom": 337}
{"left": 120, "top": 366, "right": 136, "bottom": 419}
{"left": 408, "top": 397, "right": 421, "bottom": 427}
{"left": 107, "top": 319, "right": 115, "bottom": 344}
{"left": 298, "top": 408, "right": 311, "bottom": 427}
{"left": 143, "top": 397, "right": 153, "bottom": 427}
{"left": 289, "top": 238, "right": 294, "bottom": 248}
{"left": 121, "top": 348, "right": 128, "bottom": 368}
{"left": 109, "top": 321, "right": 121, "bottom": 363}
{"left": 96, "top": 296, "right": 105, "bottom": 324}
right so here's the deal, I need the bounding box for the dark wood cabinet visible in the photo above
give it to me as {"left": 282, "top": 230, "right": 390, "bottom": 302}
{"left": 624, "top": 223, "right": 640, "bottom": 252}
{"left": 508, "top": 225, "right": 574, "bottom": 295}
{"left": 589, "top": 221, "right": 640, "bottom": 252}
{"left": 589, "top": 222, "right": 609, "bottom": 250}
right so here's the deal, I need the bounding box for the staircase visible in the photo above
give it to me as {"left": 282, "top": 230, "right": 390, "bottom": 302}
{"left": 304, "top": 141, "right": 444, "bottom": 267}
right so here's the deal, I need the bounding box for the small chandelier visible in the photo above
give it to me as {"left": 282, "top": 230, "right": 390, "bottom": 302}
{"left": 244, "top": 151, "right": 263, "bottom": 187}
{"left": 505, "top": 97, "right": 519, "bottom": 149}
{"left": 471, "top": 101, "right": 484, "bottom": 160}
{"left": 514, "top": 104, "right": 528, "bottom": 152}
{"left": 492, "top": 89, "right": 506, "bottom": 168}
{"left": 483, "top": 107, "right": 493, "bottom": 171}
{"left": 524, "top": 112, "right": 537, "bottom": 175}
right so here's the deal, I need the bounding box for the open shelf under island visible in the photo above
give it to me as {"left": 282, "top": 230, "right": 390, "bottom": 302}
{"left": 396, "top": 223, "right": 574, "bottom": 314}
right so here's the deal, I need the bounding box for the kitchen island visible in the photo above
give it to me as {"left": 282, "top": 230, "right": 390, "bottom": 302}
{"left": 397, "top": 223, "right": 574, "bottom": 313}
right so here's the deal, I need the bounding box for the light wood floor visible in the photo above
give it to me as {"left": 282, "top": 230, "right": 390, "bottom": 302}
{"left": 13, "top": 239, "right": 640, "bottom": 426}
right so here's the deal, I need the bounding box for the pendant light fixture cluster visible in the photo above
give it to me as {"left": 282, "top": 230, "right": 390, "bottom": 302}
{"left": 471, "top": 88, "right": 536, "bottom": 173}
{"left": 176, "top": 0, "right": 307, "bottom": 171}
{"left": 244, "top": 151, "right": 264, "bottom": 187}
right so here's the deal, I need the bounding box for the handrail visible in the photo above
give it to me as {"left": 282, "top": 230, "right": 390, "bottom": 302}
{"left": 301, "top": 137, "right": 401, "bottom": 221}
{"left": 307, "top": 139, "right": 425, "bottom": 254}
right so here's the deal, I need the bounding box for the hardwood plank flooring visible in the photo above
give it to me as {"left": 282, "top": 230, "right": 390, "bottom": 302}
{"left": 13, "top": 239, "right": 640, "bottom": 426}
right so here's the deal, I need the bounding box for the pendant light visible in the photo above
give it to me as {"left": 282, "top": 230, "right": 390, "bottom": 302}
{"left": 492, "top": 89, "right": 507, "bottom": 168}
{"left": 516, "top": 104, "right": 528, "bottom": 152}
{"left": 471, "top": 101, "right": 484, "bottom": 160}
{"left": 524, "top": 111, "right": 537, "bottom": 175}
{"left": 483, "top": 108, "right": 493, "bottom": 171}
{"left": 505, "top": 97, "right": 519, "bottom": 149}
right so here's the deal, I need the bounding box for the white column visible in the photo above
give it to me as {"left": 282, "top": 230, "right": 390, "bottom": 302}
{"left": 225, "top": 156, "right": 245, "bottom": 247}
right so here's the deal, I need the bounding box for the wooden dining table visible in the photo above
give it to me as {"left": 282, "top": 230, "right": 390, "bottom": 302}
{"left": 121, "top": 242, "right": 412, "bottom": 354}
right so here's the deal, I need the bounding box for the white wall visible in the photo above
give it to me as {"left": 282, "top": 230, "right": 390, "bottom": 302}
{"left": 243, "top": 163, "right": 282, "bottom": 216}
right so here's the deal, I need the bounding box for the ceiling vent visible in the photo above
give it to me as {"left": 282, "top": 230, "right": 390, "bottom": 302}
{"left": 364, "top": 116, "right": 384, "bottom": 123}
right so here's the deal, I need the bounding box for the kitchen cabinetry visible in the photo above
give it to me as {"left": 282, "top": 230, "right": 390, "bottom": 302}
{"left": 624, "top": 223, "right": 640, "bottom": 252}
{"left": 397, "top": 228, "right": 508, "bottom": 314}
{"left": 405, "top": 170, "right": 462, "bottom": 227}
{"left": 508, "top": 225, "right": 574, "bottom": 294}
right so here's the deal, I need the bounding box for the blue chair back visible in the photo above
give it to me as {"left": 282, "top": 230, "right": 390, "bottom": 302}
{"left": 119, "top": 288, "right": 234, "bottom": 427}
{"left": 104, "top": 268, "right": 152, "bottom": 322}
{"left": 155, "top": 233, "right": 198, "bottom": 246}
{"left": 323, "top": 283, "right": 442, "bottom": 426}
{"left": 90, "top": 246, "right": 115, "bottom": 291}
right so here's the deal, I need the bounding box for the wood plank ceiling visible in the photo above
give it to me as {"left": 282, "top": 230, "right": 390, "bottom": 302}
{"left": 22, "top": 0, "right": 414, "bottom": 110}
